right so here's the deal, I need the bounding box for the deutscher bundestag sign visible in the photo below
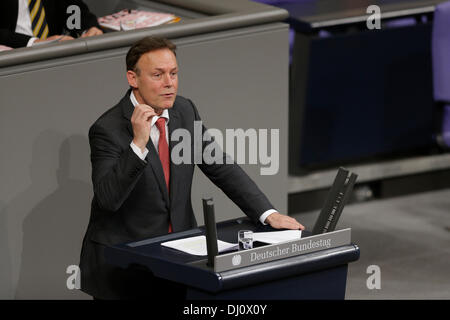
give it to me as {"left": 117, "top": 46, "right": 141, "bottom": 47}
{"left": 214, "top": 228, "right": 352, "bottom": 272}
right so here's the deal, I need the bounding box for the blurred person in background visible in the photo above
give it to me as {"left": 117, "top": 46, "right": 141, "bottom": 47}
{"left": 0, "top": 0, "right": 103, "bottom": 48}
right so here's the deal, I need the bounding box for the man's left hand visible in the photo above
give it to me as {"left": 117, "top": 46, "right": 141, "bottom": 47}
{"left": 81, "top": 27, "right": 103, "bottom": 38}
{"left": 265, "top": 212, "right": 305, "bottom": 230}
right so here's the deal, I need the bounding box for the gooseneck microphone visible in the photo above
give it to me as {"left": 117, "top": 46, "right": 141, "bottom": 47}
{"left": 202, "top": 195, "right": 219, "bottom": 268}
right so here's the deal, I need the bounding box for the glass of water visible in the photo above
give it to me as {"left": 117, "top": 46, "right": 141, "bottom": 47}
{"left": 238, "top": 230, "right": 253, "bottom": 250}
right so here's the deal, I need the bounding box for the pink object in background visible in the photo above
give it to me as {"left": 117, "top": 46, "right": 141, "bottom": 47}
{"left": 0, "top": 45, "right": 13, "bottom": 52}
{"left": 98, "top": 9, "right": 177, "bottom": 31}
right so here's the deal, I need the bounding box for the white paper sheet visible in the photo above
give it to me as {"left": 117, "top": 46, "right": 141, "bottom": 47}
{"left": 161, "top": 230, "right": 302, "bottom": 256}
{"left": 161, "top": 236, "right": 238, "bottom": 256}
{"left": 253, "top": 230, "right": 302, "bottom": 244}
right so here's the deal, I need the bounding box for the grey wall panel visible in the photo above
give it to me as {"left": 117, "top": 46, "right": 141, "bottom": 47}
{"left": 0, "top": 23, "right": 288, "bottom": 299}
{"left": 175, "top": 27, "right": 289, "bottom": 226}
{"left": 0, "top": 55, "right": 127, "bottom": 299}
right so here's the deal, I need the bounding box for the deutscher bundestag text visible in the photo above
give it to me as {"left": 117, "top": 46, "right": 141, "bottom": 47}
{"left": 251, "top": 239, "right": 331, "bottom": 262}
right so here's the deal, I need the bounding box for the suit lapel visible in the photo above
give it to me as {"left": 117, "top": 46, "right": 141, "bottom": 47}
{"left": 122, "top": 91, "right": 170, "bottom": 208}
{"left": 122, "top": 92, "right": 136, "bottom": 141}
{"left": 9, "top": 0, "right": 19, "bottom": 29}
{"left": 168, "top": 107, "right": 182, "bottom": 207}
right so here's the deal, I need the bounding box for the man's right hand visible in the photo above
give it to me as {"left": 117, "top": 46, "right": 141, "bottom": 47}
{"left": 265, "top": 212, "right": 305, "bottom": 230}
{"left": 131, "top": 104, "right": 157, "bottom": 152}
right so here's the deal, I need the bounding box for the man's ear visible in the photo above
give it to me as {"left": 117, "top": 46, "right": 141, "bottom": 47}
{"left": 126, "top": 70, "right": 138, "bottom": 88}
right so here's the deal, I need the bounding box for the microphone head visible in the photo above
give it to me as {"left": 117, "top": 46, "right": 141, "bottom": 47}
{"left": 202, "top": 194, "right": 214, "bottom": 205}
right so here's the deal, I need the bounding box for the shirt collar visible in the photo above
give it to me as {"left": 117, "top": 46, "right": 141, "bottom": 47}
{"left": 130, "top": 91, "right": 170, "bottom": 126}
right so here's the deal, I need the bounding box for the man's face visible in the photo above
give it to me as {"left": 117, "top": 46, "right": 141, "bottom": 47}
{"left": 128, "top": 48, "right": 178, "bottom": 111}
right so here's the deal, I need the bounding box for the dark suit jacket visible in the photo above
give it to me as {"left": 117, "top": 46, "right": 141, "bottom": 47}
{"left": 0, "top": 0, "right": 100, "bottom": 48}
{"left": 79, "top": 91, "right": 274, "bottom": 299}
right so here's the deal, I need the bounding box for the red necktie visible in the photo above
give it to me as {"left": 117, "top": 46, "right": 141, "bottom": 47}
{"left": 155, "top": 117, "right": 172, "bottom": 233}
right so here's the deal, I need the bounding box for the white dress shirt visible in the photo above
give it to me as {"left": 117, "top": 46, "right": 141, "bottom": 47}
{"left": 15, "top": 0, "right": 39, "bottom": 47}
{"left": 128, "top": 91, "right": 276, "bottom": 225}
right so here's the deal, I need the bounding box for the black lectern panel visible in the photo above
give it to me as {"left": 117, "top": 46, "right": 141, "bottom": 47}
{"left": 104, "top": 218, "right": 359, "bottom": 299}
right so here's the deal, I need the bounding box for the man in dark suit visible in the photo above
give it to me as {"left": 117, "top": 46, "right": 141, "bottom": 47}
{"left": 79, "top": 36, "right": 305, "bottom": 300}
{"left": 0, "top": 0, "right": 102, "bottom": 48}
